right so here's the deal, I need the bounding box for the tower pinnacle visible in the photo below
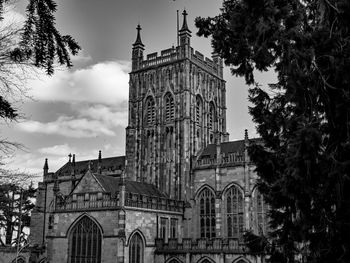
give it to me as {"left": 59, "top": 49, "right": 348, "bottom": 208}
{"left": 133, "top": 24, "right": 144, "bottom": 47}
{"left": 180, "top": 9, "right": 191, "bottom": 33}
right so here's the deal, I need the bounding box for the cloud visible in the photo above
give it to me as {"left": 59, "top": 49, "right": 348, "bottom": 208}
{"left": 17, "top": 102, "right": 128, "bottom": 138}
{"left": 17, "top": 115, "right": 116, "bottom": 138}
{"left": 29, "top": 61, "right": 130, "bottom": 105}
{"left": 38, "top": 144, "right": 76, "bottom": 156}
{"left": 77, "top": 104, "right": 128, "bottom": 127}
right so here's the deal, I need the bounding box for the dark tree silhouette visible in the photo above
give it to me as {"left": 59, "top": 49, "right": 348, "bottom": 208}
{"left": 196, "top": 1, "right": 350, "bottom": 262}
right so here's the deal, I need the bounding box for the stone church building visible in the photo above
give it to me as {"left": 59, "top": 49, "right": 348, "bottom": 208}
{"left": 29, "top": 11, "right": 268, "bottom": 263}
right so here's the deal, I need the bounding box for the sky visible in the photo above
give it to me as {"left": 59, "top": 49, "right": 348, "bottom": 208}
{"left": 1, "top": 0, "right": 276, "bottom": 177}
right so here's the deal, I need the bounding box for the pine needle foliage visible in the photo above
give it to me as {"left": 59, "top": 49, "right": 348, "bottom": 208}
{"left": 196, "top": 1, "right": 350, "bottom": 262}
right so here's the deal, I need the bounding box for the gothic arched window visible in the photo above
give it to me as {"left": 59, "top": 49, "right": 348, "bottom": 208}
{"left": 69, "top": 216, "right": 102, "bottom": 263}
{"left": 198, "top": 188, "right": 216, "bottom": 239}
{"left": 225, "top": 185, "right": 244, "bottom": 238}
{"left": 209, "top": 102, "right": 216, "bottom": 130}
{"left": 129, "top": 233, "right": 144, "bottom": 263}
{"left": 196, "top": 96, "right": 203, "bottom": 124}
{"left": 252, "top": 189, "right": 268, "bottom": 234}
{"left": 145, "top": 97, "right": 155, "bottom": 125}
{"left": 164, "top": 93, "right": 174, "bottom": 122}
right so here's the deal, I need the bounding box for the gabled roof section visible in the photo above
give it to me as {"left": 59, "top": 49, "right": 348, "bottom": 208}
{"left": 56, "top": 156, "right": 125, "bottom": 177}
{"left": 94, "top": 173, "right": 168, "bottom": 198}
{"left": 199, "top": 138, "right": 263, "bottom": 160}
{"left": 72, "top": 170, "right": 105, "bottom": 194}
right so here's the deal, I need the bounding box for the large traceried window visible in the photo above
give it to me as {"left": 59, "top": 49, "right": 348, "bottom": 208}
{"left": 252, "top": 189, "right": 269, "bottom": 235}
{"left": 198, "top": 188, "right": 216, "bottom": 239}
{"left": 129, "top": 233, "right": 144, "bottom": 263}
{"left": 225, "top": 185, "right": 244, "bottom": 238}
{"left": 69, "top": 216, "right": 102, "bottom": 263}
{"left": 145, "top": 97, "right": 155, "bottom": 125}
{"left": 165, "top": 93, "right": 174, "bottom": 122}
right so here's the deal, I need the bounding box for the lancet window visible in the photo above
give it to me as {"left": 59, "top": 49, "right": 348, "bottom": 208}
{"left": 196, "top": 95, "right": 203, "bottom": 124}
{"left": 198, "top": 187, "right": 216, "bottom": 238}
{"left": 165, "top": 93, "right": 174, "bottom": 122}
{"left": 252, "top": 189, "right": 268, "bottom": 234}
{"left": 129, "top": 233, "right": 144, "bottom": 263}
{"left": 225, "top": 185, "right": 244, "bottom": 238}
{"left": 208, "top": 102, "right": 215, "bottom": 131}
{"left": 145, "top": 97, "right": 155, "bottom": 125}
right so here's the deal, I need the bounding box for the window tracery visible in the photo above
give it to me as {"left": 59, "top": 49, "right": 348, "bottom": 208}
{"left": 69, "top": 216, "right": 102, "bottom": 263}
{"left": 129, "top": 233, "right": 144, "bottom": 263}
{"left": 145, "top": 97, "right": 155, "bottom": 125}
{"left": 198, "top": 188, "right": 216, "bottom": 238}
{"left": 165, "top": 93, "right": 174, "bottom": 122}
{"left": 252, "top": 189, "right": 268, "bottom": 234}
{"left": 225, "top": 185, "right": 244, "bottom": 238}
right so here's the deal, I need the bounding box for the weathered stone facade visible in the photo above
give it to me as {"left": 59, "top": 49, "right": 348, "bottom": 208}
{"left": 29, "top": 11, "right": 268, "bottom": 263}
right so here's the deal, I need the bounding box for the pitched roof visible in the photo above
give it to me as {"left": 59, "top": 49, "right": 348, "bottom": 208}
{"left": 199, "top": 138, "right": 263, "bottom": 159}
{"left": 93, "top": 173, "right": 168, "bottom": 198}
{"left": 199, "top": 140, "right": 245, "bottom": 159}
{"left": 56, "top": 156, "right": 125, "bottom": 177}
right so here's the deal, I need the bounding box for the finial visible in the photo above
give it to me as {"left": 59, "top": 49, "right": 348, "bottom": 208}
{"left": 98, "top": 150, "right": 102, "bottom": 174}
{"left": 133, "top": 24, "right": 144, "bottom": 47}
{"left": 43, "top": 158, "right": 49, "bottom": 170}
{"left": 180, "top": 9, "right": 191, "bottom": 32}
{"left": 68, "top": 153, "right": 72, "bottom": 163}
{"left": 244, "top": 129, "right": 249, "bottom": 144}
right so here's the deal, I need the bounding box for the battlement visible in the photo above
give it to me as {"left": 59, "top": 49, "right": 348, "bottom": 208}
{"left": 136, "top": 45, "right": 222, "bottom": 77}
{"left": 55, "top": 191, "right": 184, "bottom": 213}
{"left": 155, "top": 238, "right": 248, "bottom": 254}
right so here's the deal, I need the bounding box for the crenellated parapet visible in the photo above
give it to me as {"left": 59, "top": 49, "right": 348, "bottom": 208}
{"left": 133, "top": 46, "right": 223, "bottom": 78}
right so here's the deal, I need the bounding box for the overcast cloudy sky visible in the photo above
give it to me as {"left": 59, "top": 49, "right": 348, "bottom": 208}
{"left": 1, "top": 0, "right": 275, "bottom": 177}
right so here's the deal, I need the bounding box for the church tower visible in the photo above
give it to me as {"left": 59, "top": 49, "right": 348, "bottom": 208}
{"left": 125, "top": 11, "right": 229, "bottom": 200}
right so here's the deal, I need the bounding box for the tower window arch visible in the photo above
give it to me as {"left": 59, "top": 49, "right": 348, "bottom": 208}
{"left": 208, "top": 102, "right": 215, "bottom": 131}
{"left": 69, "top": 216, "right": 102, "bottom": 263}
{"left": 164, "top": 93, "right": 174, "bottom": 122}
{"left": 145, "top": 97, "right": 155, "bottom": 125}
{"left": 198, "top": 187, "right": 216, "bottom": 238}
{"left": 129, "top": 233, "right": 144, "bottom": 263}
{"left": 225, "top": 185, "right": 244, "bottom": 238}
{"left": 196, "top": 95, "right": 203, "bottom": 124}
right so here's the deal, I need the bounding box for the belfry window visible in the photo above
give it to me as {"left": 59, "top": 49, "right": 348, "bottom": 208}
{"left": 145, "top": 97, "right": 155, "bottom": 125}
{"left": 196, "top": 95, "right": 202, "bottom": 124}
{"left": 165, "top": 93, "right": 174, "bottom": 122}
{"left": 208, "top": 102, "right": 215, "bottom": 131}
{"left": 69, "top": 216, "right": 102, "bottom": 263}
{"left": 198, "top": 188, "right": 216, "bottom": 238}
{"left": 225, "top": 185, "right": 244, "bottom": 238}
{"left": 129, "top": 233, "right": 144, "bottom": 263}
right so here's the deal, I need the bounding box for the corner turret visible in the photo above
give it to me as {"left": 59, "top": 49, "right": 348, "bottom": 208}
{"left": 132, "top": 24, "right": 145, "bottom": 71}
{"left": 178, "top": 10, "right": 192, "bottom": 57}
{"left": 43, "top": 158, "right": 49, "bottom": 177}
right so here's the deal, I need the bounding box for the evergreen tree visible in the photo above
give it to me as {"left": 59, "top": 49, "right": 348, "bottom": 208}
{"left": 0, "top": 180, "right": 35, "bottom": 246}
{"left": 0, "top": 0, "right": 80, "bottom": 152}
{"left": 196, "top": 1, "right": 350, "bottom": 262}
